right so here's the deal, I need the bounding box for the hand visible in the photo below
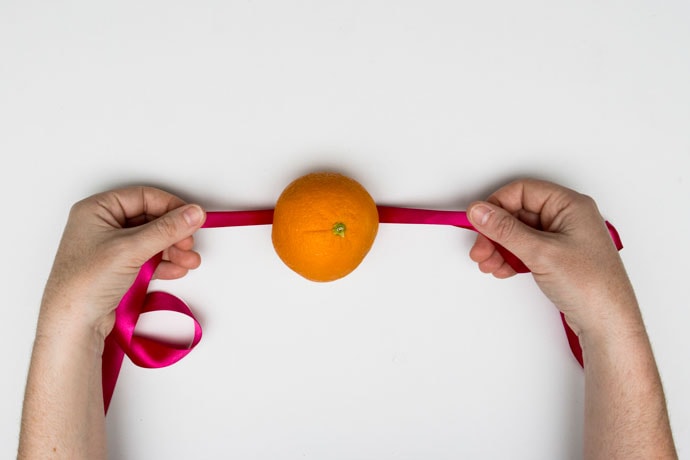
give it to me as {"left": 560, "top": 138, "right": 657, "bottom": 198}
{"left": 38, "top": 186, "right": 206, "bottom": 341}
{"left": 466, "top": 179, "right": 641, "bottom": 338}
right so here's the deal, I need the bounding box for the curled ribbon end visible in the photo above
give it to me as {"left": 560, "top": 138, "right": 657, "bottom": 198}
{"left": 102, "top": 255, "right": 203, "bottom": 413}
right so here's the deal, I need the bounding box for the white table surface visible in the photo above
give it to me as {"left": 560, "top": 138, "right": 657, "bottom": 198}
{"left": 1, "top": 1, "right": 689, "bottom": 458}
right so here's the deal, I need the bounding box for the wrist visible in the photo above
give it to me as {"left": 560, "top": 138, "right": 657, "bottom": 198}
{"left": 36, "top": 301, "right": 113, "bottom": 355}
{"left": 574, "top": 298, "right": 648, "bottom": 359}
{"left": 558, "top": 270, "right": 642, "bottom": 337}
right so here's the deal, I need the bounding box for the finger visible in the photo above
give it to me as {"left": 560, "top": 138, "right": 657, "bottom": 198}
{"left": 173, "top": 235, "right": 195, "bottom": 252}
{"left": 516, "top": 209, "right": 541, "bottom": 229}
{"left": 492, "top": 262, "right": 518, "bottom": 279}
{"left": 125, "top": 214, "right": 150, "bottom": 227}
{"left": 478, "top": 248, "right": 505, "bottom": 274}
{"left": 161, "top": 237, "right": 196, "bottom": 260}
{"left": 128, "top": 204, "right": 206, "bottom": 263}
{"left": 155, "top": 248, "right": 202, "bottom": 280}
{"left": 95, "top": 186, "right": 190, "bottom": 227}
{"left": 467, "top": 201, "right": 545, "bottom": 270}
{"left": 166, "top": 246, "right": 202, "bottom": 270}
{"left": 486, "top": 179, "right": 580, "bottom": 231}
{"left": 470, "top": 231, "right": 519, "bottom": 277}
{"left": 153, "top": 262, "right": 190, "bottom": 280}
{"left": 469, "top": 234, "right": 497, "bottom": 263}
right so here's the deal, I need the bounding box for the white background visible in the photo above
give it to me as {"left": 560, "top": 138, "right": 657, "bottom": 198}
{"left": 1, "top": 1, "right": 689, "bottom": 458}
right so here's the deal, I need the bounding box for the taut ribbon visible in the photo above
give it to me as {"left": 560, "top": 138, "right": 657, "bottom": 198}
{"left": 102, "top": 206, "right": 623, "bottom": 412}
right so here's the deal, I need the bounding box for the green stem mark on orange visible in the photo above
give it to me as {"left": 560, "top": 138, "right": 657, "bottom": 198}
{"left": 332, "top": 222, "right": 346, "bottom": 237}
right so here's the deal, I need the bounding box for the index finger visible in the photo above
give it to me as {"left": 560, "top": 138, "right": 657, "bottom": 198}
{"left": 91, "top": 186, "right": 189, "bottom": 227}
{"left": 486, "top": 179, "right": 582, "bottom": 231}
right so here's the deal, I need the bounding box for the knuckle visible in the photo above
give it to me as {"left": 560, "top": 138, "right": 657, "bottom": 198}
{"left": 155, "top": 215, "right": 179, "bottom": 240}
{"left": 577, "top": 193, "right": 597, "bottom": 209}
{"left": 69, "top": 197, "right": 92, "bottom": 218}
{"left": 493, "top": 213, "right": 517, "bottom": 242}
{"left": 573, "top": 193, "right": 602, "bottom": 218}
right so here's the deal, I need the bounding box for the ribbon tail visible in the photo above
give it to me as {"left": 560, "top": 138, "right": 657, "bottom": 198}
{"left": 101, "top": 253, "right": 162, "bottom": 414}
{"left": 561, "top": 312, "right": 584, "bottom": 367}
{"left": 102, "top": 332, "right": 124, "bottom": 413}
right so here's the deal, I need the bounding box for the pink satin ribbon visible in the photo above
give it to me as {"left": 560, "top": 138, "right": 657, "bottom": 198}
{"left": 102, "top": 206, "right": 623, "bottom": 412}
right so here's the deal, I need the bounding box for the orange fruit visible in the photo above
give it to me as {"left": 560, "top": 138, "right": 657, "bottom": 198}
{"left": 272, "top": 172, "right": 379, "bottom": 282}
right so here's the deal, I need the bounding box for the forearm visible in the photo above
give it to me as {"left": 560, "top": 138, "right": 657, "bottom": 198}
{"left": 18, "top": 311, "right": 107, "bottom": 459}
{"left": 580, "top": 306, "right": 676, "bottom": 459}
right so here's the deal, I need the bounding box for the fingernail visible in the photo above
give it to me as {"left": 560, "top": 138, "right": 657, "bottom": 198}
{"left": 470, "top": 204, "right": 493, "bottom": 226}
{"left": 183, "top": 205, "right": 203, "bottom": 226}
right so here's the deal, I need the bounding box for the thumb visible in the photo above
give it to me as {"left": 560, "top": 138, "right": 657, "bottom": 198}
{"left": 130, "top": 204, "right": 206, "bottom": 258}
{"left": 467, "top": 201, "right": 542, "bottom": 269}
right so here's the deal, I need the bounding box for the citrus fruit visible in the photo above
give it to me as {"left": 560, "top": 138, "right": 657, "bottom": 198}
{"left": 272, "top": 172, "right": 379, "bottom": 282}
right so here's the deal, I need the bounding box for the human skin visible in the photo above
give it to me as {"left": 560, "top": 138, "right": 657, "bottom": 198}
{"left": 18, "top": 186, "right": 206, "bottom": 459}
{"left": 18, "top": 180, "right": 676, "bottom": 459}
{"left": 466, "top": 178, "right": 677, "bottom": 459}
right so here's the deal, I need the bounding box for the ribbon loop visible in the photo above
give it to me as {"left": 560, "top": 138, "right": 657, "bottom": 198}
{"left": 103, "top": 254, "right": 203, "bottom": 412}
{"left": 125, "top": 291, "right": 202, "bottom": 369}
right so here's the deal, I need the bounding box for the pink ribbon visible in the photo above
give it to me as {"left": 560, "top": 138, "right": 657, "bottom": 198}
{"left": 102, "top": 206, "right": 623, "bottom": 412}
